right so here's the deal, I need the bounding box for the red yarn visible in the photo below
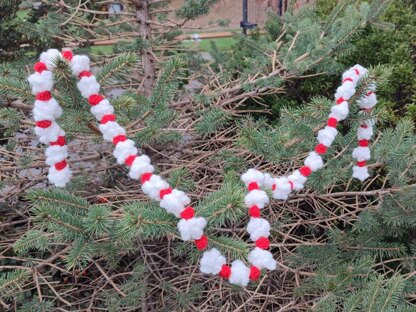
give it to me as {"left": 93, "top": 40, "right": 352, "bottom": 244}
{"left": 79, "top": 71, "right": 92, "bottom": 78}
{"left": 271, "top": 183, "right": 276, "bottom": 191}
{"left": 354, "top": 68, "right": 360, "bottom": 75}
{"left": 336, "top": 97, "right": 345, "bottom": 104}
{"left": 357, "top": 160, "right": 366, "bottom": 167}
{"left": 360, "top": 124, "right": 368, "bottom": 129}
{"left": 247, "top": 182, "right": 259, "bottom": 191}
{"left": 61, "top": 50, "right": 73, "bottom": 61}
{"left": 249, "top": 266, "right": 261, "bottom": 281}
{"left": 54, "top": 160, "right": 67, "bottom": 171}
{"left": 255, "top": 237, "right": 270, "bottom": 249}
{"left": 327, "top": 117, "right": 338, "bottom": 128}
{"left": 36, "top": 91, "right": 52, "bottom": 101}
{"left": 300, "top": 166, "right": 312, "bottom": 177}
{"left": 159, "top": 188, "right": 173, "bottom": 199}
{"left": 194, "top": 235, "right": 208, "bottom": 250}
{"left": 124, "top": 155, "right": 136, "bottom": 166}
{"left": 50, "top": 136, "right": 66, "bottom": 146}
{"left": 34, "top": 62, "right": 47, "bottom": 73}
{"left": 100, "top": 114, "right": 116, "bottom": 124}
{"left": 343, "top": 78, "right": 353, "bottom": 83}
{"left": 112, "top": 135, "right": 126, "bottom": 145}
{"left": 359, "top": 139, "right": 369, "bottom": 147}
{"left": 180, "top": 206, "right": 195, "bottom": 220}
{"left": 315, "top": 144, "right": 327, "bottom": 155}
{"left": 366, "top": 91, "right": 373, "bottom": 96}
{"left": 248, "top": 205, "right": 261, "bottom": 218}
{"left": 141, "top": 172, "right": 152, "bottom": 184}
{"left": 219, "top": 264, "right": 231, "bottom": 279}
{"left": 36, "top": 120, "right": 52, "bottom": 128}
{"left": 88, "top": 94, "right": 104, "bottom": 106}
{"left": 288, "top": 181, "right": 294, "bottom": 190}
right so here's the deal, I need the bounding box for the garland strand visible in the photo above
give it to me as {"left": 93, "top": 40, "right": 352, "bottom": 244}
{"left": 28, "top": 49, "right": 377, "bottom": 286}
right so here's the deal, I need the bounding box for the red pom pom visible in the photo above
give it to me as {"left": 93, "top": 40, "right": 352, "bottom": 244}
{"left": 354, "top": 68, "right": 360, "bottom": 75}
{"left": 61, "top": 50, "right": 73, "bottom": 61}
{"left": 247, "top": 181, "right": 259, "bottom": 191}
{"left": 359, "top": 139, "right": 369, "bottom": 147}
{"left": 300, "top": 166, "right": 312, "bottom": 177}
{"left": 194, "top": 235, "right": 208, "bottom": 250}
{"left": 36, "top": 91, "right": 52, "bottom": 101}
{"left": 112, "top": 135, "right": 126, "bottom": 145}
{"left": 249, "top": 205, "right": 261, "bottom": 218}
{"left": 100, "top": 114, "right": 116, "bottom": 124}
{"left": 54, "top": 160, "right": 67, "bottom": 171}
{"left": 255, "top": 237, "right": 270, "bottom": 249}
{"left": 336, "top": 97, "right": 345, "bottom": 104}
{"left": 124, "top": 155, "right": 136, "bottom": 166}
{"left": 36, "top": 120, "right": 52, "bottom": 128}
{"left": 219, "top": 264, "right": 231, "bottom": 279}
{"left": 50, "top": 136, "right": 66, "bottom": 146}
{"left": 315, "top": 144, "right": 327, "bottom": 155}
{"left": 34, "top": 62, "right": 47, "bottom": 73}
{"left": 271, "top": 183, "right": 276, "bottom": 191}
{"left": 141, "top": 172, "right": 152, "bottom": 184}
{"left": 159, "top": 188, "right": 173, "bottom": 199}
{"left": 343, "top": 78, "right": 353, "bottom": 83}
{"left": 88, "top": 94, "right": 104, "bottom": 106}
{"left": 357, "top": 160, "right": 367, "bottom": 167}
{"left": 79, "top": 71, "right": 92, "bottom": 78}
{"left": 249, "top": 265, "right": 261, "bottom": 281}
{"left": 180, "top": 206, "right": 195, "bottom": 220}
{"left": 327, "top": 117, "right": 338, "bottom": 128}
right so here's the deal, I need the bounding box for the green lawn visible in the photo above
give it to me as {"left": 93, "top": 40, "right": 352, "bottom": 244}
{"left": 16, "top": 10, "right": 29, "bottom": 19}
{"left": 91, "top": 45, "right": 115, "bottom": 55}
{"left": 182, "top": 37, "right": 236, "bottom": 52}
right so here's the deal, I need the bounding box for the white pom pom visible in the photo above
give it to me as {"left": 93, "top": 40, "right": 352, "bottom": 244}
{"left": 40, "top": 49, "right": 61, "bottom": 70}
{"left": 272, "top": 177, "right": 292, "bottom": 200}
{"left": 177, "top": 217, "right": 207, "bottom": 241}
{"left": 335, "top": 84, "right": 356, "bottom": 101}
{"left": 241, "top": 169, "right": 264, "bottom": 186}
{"left": 33, "top": 99, "right": 62, "bottom": 121}
{"left": 98, "top": 121, "right": 126, "bottom": 142}
{"left": 160, "top": 189, "right": 190, "bottom": 217}
{"left": 45, "top": 145, "right": 67, "bottom": 166}
{"left": 358, "top": 93, "right": 377, "bottom": 109}
{"left": 248, "top": 247, "right": 276, "bottom": 270}
{"left": 70, "top": 55, "right": 90, "bottom": 76}
{"left": 352, "top": 64, "right": 368, "bottom": 78}
{"left": 352, "top": 166, "right": 369, "bottom": 181}
{"left": 35, "top": 122, "right": 62, "bottom": 144}
{"left": 304, "top": 151, "right": 324, "bottom": 172}
{"left": 262, "top": 173, "right": 275, "bottom": 189}
{"left": 288, "top": 170, "right": 307, "bottom": 190}
{"left": 200, "top": 248, "right": 226, "bottom": 275}
{"left": 129, "top": 155, "right": 154, "bottom": 179}
{"left": 352, "top": 147, "right": 371, "bottom": 161}
{"left": 28, "top": 71, "right": 53, "bottom": 94}
{"left": 317, "top": 126, "right": 338, "bottom": 147}
{"left": 90, "top": 99, "right": 114, "bottom": 120}
{"left": 330, "top": 102, "right": 349, "bottom": 121}
{"left": 229, "top": 260, "right": 250, "bottom": 286}
{"left": 77, "top": 76, "right": 100, "bottom": 98}
{"left": 113, "top": 139, "right": 137, "bottom": 164}
{"left": 48, "top": 165, "right": 72, "bottom": 187}
{"left": 357, "top": 126, "right": 373, "bottom": 140}
{"left": 244, "top": 189, "right": 269, "bottom": 209}
{"left": 141, "top": 175, "right": 170, "bottom": 201}
{"left": 246, "top": 217, "right": 270, "bottom": 241}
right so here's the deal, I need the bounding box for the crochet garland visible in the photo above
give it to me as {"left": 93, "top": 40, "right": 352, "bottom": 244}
{"left": 28, "top": 49, "right": 377, "bottom": 286}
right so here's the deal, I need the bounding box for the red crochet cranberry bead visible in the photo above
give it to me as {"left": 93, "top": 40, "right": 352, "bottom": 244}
{"left": 219, "top": 264, "right": 231, "bottom": 279}
{"left": 289, "top": 181, "right": 294, "bottom": 190}
{"left": 54, "top": 160, "right": 67, "bottom": 171}
{"left": 50, "top": 136, "right": 66, "bottom": 146}
{"left": 247, "top": 181, "right": 259, "bottom": 191}
{"left": 271, "top": 183, "right": 276, "bottom": 191}
{"left": 88, "top": 94, "right": 104, "bottom": 106}
{"left": 336, "top": 97, "right": 345, "bottom": 104}
{"left": 180, "top": 206, "right": 195, "bottom": 220}
{"left": 354, "top": 68, "right": 360, "bottom": 75}
{"left": 36, "top": 120, "right": 52, "bottom": 128}
{"left": 100, "top": 114, "right": 116, "bottom": 124}
{"left": 124, "top": 155, "right": 136, "bottom": 166}
{"left": 34, "top": 62, "right": 47, "bottom": 73}
{"left": 315, "top": 144, "right": 327, "bottom": 155}
{"left": 366, "top": 91, "right": 373, "bottom": 96}
{"left": 36, "top": 91, "right": 52, "bottom": 101}
{"left": 357, "top": 160, "right": 367, "bottom": 167}
{"left": 327, "top": 117, "right": 338, "bottom": 128}
{"left": 194, "top": 235, "right": 208, "bottom": 250}
{"left": 112, "top": 135, "right": 126, "bottom": 145}
{"left": 360, "top": 124, "right": 368, "bottom": 129}
{"left": 359, "top": 139, "right": 369, "bottom": 147}
{"left": 159, "top": 188, "right": 173, "bottom": 199}
{"left": 249, "top": 205, "right": 261, "bottom": 218}
{"left": 141, "top": 173, "right": 152, "bottom": 184}
{"left": 343, "top": 78, "right": 353, "bottom": 83}
{"left": 255, "top": 237, "right": 270, "bottom": 249}
{"left": 61, "top": 50, "right": 73, "bottom": 61}
{"left": 249, "top": 265, "right": 261, "bottom": 281}
{"left": 300, "top": 166, "right": 312, "bottom": 177}
{"left": 79, "top": 71, "right": 92, "bottom": 78}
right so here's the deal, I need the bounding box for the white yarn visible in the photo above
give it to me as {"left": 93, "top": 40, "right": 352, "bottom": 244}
{"left": 304, "top": 152, "right": 324, "bottom": 172}
{"left": 352, "top": 166, "right": 370, "bottom": 181}
{"left": 246, "top": 217, "right": 270, "bottom": 241}
{"left": 39, "top": 49, "right": 61, "bottom": 70}
{"left": 33, "top": 99, "right": 62, "bottom": 121}
{"left": 200, "top": 248, "right": 226, "bottom": 275}
{"left": 70, "top": 55, "right": 90, "bottom": 76}
{"left": 90, "top": 99, "right": 114, "bottom": 120}
{"left": 352, "top": 146, "right": 371, "bottom": 161}
{"left": 241, "top": 169, "right": 264, "bottom": 186}
{"left": 177, "top": 217, "right": 207, "bottom": 241}
{"left": 248, "top": 247, "right": 277, "bottom": 270}
{"left": 28, "top": 71, "right": 54, "bottom": 94}
{"left": 244, "top": 189, "right": 269, "bottom": 209}
{"left": 77, "top": 76, "right": 100, "bottom": 98}
{"left": 229, "top": 260, "right": 250, "bottom": 287}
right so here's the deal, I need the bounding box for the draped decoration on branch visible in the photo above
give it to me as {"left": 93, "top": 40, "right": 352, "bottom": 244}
{"left": 27, "top": 49, "right": 377, "bottom": 286}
